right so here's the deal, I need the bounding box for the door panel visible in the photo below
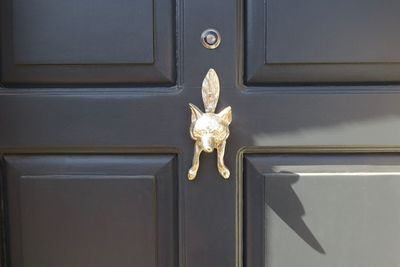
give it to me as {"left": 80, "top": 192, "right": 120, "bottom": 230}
{"left": 244, "top": 153, "right": 400, "bottom": 267}
{"left": 246, "top": 0, "right": 400, "bottom": 83}
{"left": 2, "top": 155, "right": 177, "bottom": 267}
{"left": 1, "top": 0, "right": 175, "bottom": 84}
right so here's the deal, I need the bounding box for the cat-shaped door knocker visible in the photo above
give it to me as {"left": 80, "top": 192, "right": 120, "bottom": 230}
{"left": 188, "top": 68, "right": 232, "bottom": 180}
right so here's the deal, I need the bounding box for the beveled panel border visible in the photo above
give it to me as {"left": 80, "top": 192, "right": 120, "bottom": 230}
{"left": 245, "top": 0, "right": 400, "bottom": 86}
{"left": 0, "top": 148, "right": 181, "bottom": 267}
{"left": 0, "top": 0, "right": 175, "bottom": 86}
{"left": 236, "top": 146, "right": 400, "bottom": 267}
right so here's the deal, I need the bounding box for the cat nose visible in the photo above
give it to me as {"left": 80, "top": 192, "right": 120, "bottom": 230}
{"left": 204, "top": 147, "right": 213, "bottom": 152}
{"left": 201, "top": 136, "right": 214, "bottom": 152}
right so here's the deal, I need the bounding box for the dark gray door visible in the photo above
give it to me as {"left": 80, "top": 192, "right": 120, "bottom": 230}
{"left": 1, "top": 0, "right": 400, "bottom": 266}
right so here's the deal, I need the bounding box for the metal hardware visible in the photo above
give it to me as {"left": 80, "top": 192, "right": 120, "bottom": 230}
{"left": 188, "top": 69, "right": 232, "bottom": 180}
{"left": 201, "top": 29, "right": 221, "bottom": 49}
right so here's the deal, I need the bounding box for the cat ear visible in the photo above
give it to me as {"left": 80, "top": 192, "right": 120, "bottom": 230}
{"left": 217, "top": 106, "right": 232, "bottom": 125}
{"left": 189, "top": 103, "right": 203, "bottom": 123}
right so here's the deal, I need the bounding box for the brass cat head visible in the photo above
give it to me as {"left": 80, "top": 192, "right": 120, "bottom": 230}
{"left": 188, "top": 69, "right": 232, "bottom": 180}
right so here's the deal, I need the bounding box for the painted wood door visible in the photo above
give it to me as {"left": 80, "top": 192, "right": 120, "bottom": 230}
{"left": 2, "top": 0, "right": 400, "bottom": 266}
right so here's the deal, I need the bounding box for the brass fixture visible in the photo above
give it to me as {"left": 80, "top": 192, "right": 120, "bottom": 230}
{"left": 188, "top": 68, "right": 232, "bottom": 180}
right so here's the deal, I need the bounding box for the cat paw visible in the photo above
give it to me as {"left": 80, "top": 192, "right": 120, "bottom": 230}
{"left": 188, "top": 168, "right": 197, "bottom": 180}
{"left": 219, "top": 167, "right": 230, "bottom": 179}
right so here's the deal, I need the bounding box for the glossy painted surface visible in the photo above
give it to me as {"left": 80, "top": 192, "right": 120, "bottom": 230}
{"left": 245, "top": 153, "right": 400, "bottom": 267}
{"left": 1, "top": 0, "right": 400, "bottom": 266}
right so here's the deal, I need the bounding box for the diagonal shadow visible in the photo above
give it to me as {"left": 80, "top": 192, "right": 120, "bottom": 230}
{"left": 265, "top": 172, "right": 325, "bottom": 254}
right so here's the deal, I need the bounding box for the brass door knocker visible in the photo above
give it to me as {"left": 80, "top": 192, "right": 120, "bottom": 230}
{"left": 188, "top": 68, "right": 232, "bottom": 180}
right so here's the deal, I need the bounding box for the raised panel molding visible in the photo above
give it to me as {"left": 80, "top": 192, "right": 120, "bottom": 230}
{"left": 1, "top": 154, "right": 177, "bottom": 267}
{"left": 244, "top": 152, "right": 400, "bottom": 267}
{"left": 246, "top": 0, "right": 400, "bottom": 84}
{"left": 0, "top": 0, "right": 175, "bottom": 85}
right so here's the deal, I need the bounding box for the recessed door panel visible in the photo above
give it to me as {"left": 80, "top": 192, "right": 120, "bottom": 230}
{"left": 246, "top": 0, "right": 400, "bottom": 84}
{"left": 244, "top": 153, "right": 400, "bottom": 267}
{"left": 2, "top": 155, "right": 177, "bottom": 267}
{"left": 13, "top": 0, "right": 154, "bottom": 65}
{"left": 1, "top": 0, "right": 175, "bottom": 85}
